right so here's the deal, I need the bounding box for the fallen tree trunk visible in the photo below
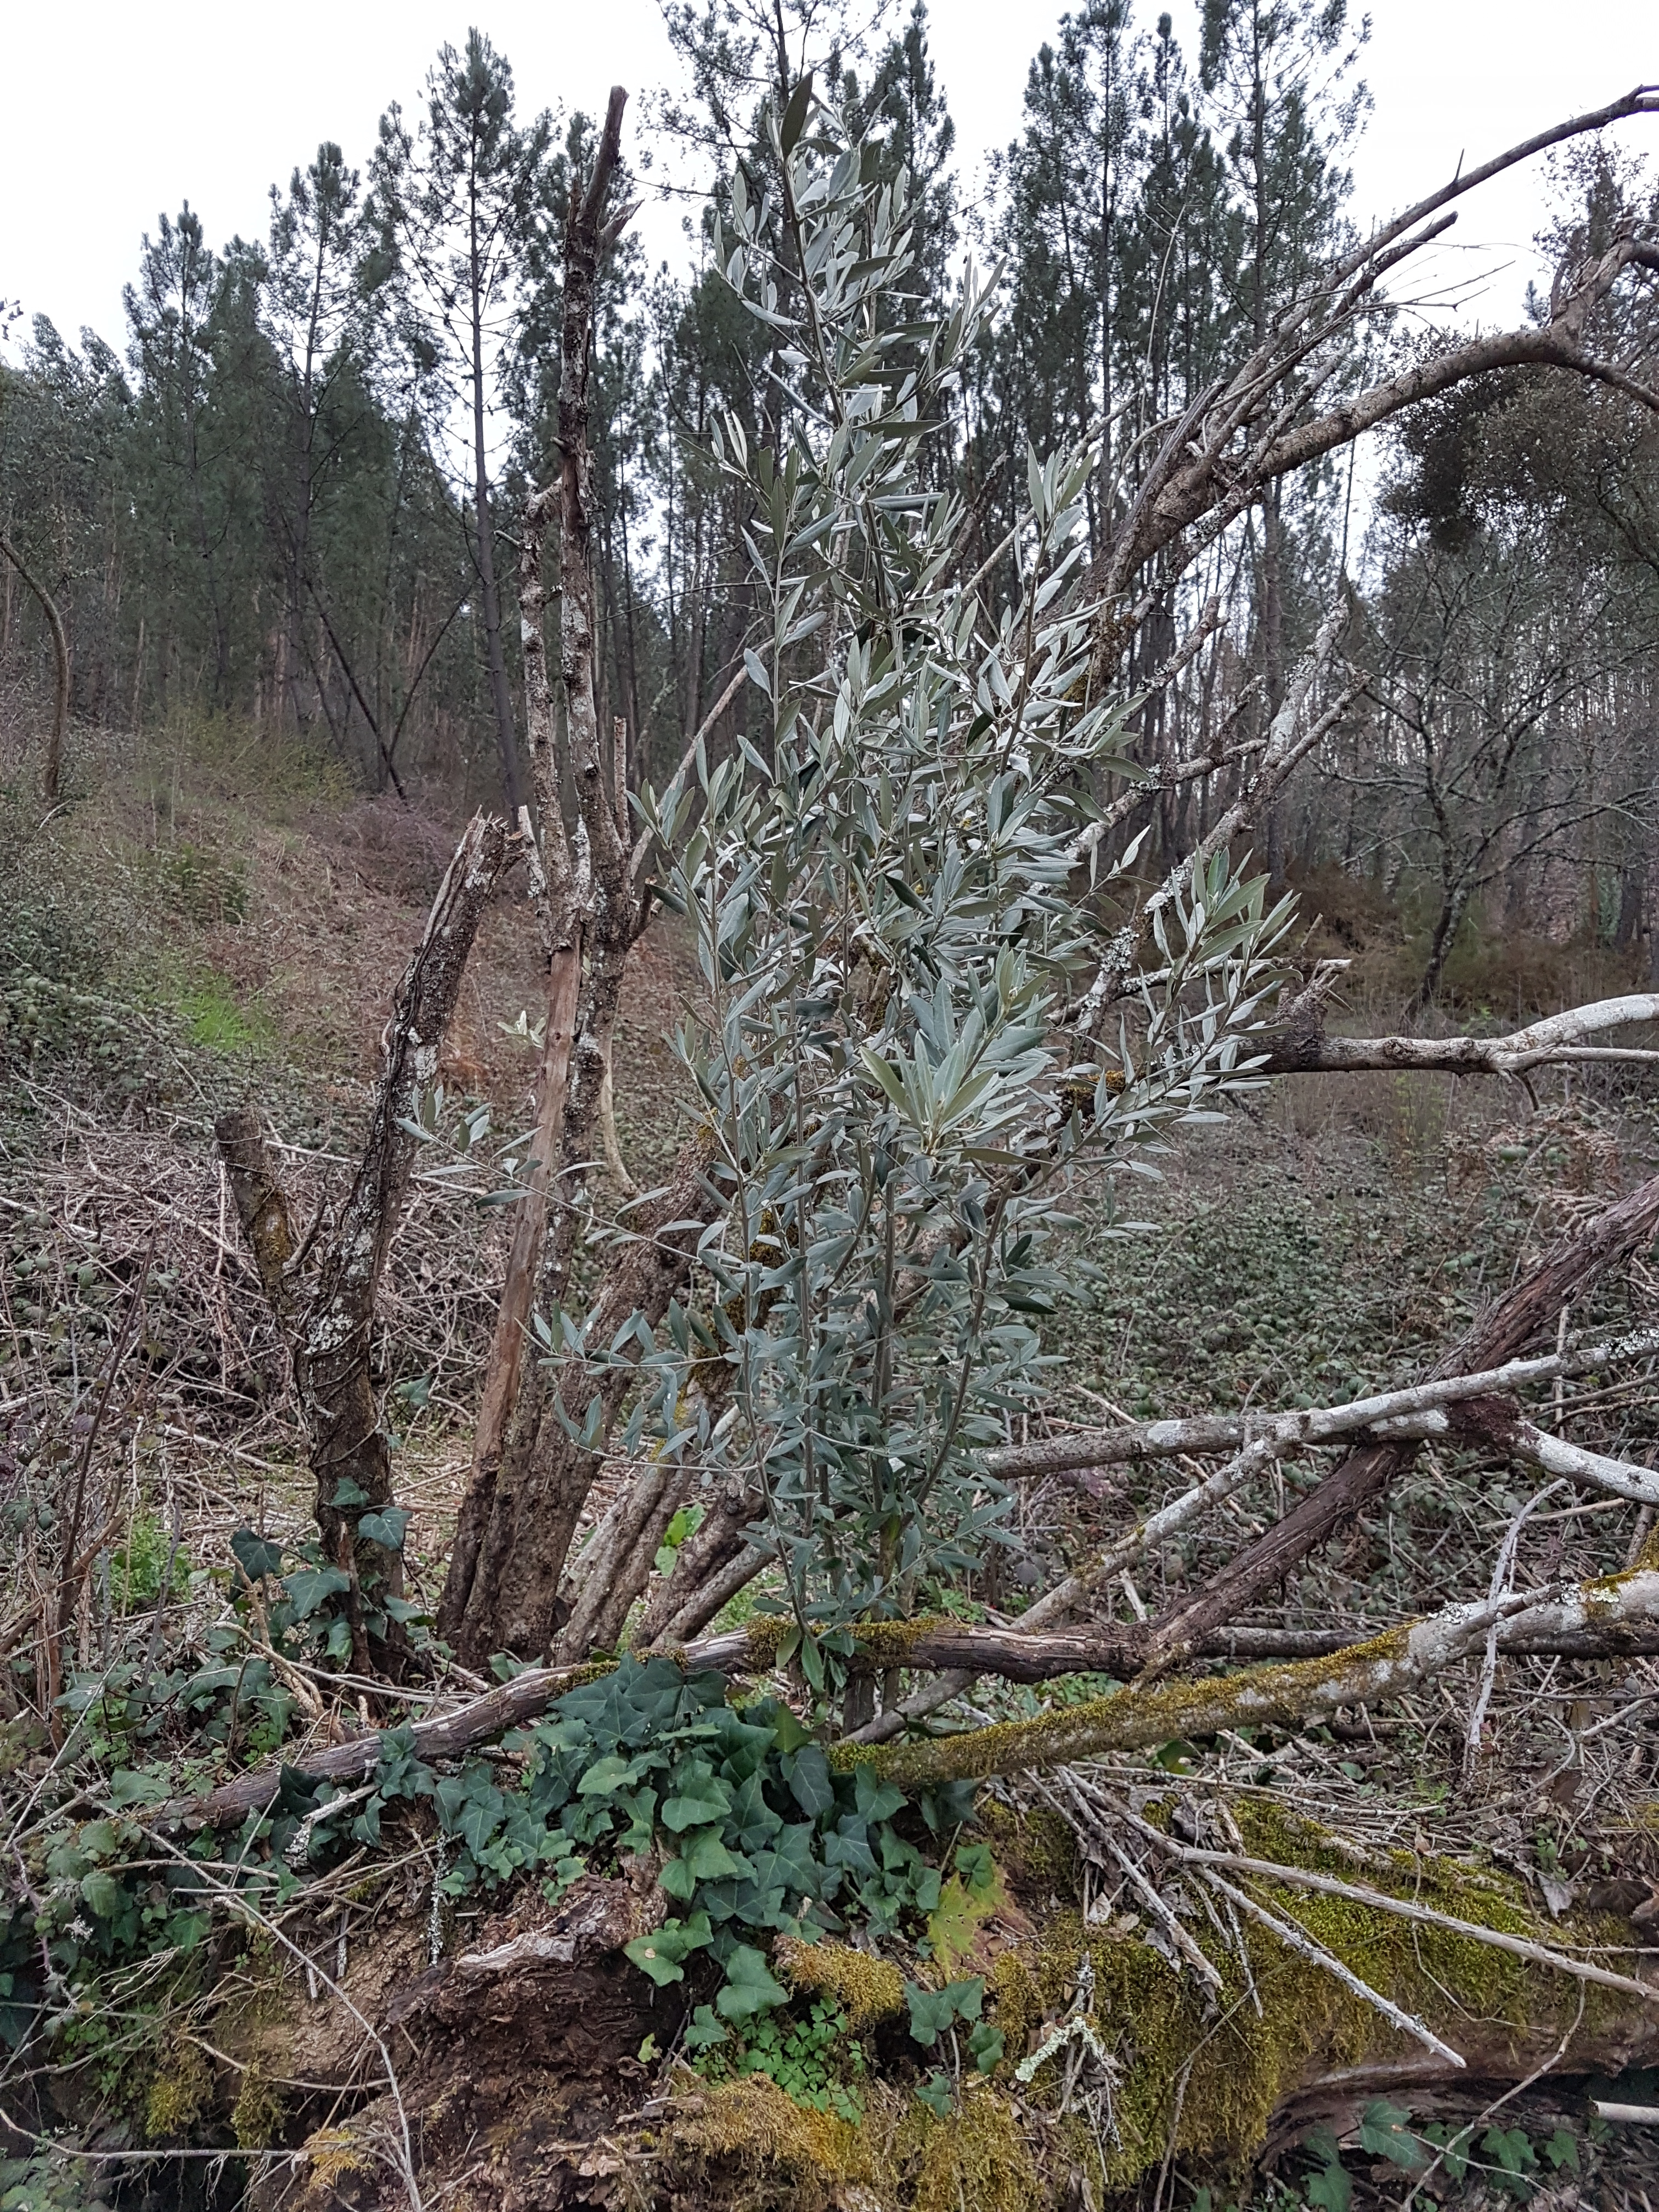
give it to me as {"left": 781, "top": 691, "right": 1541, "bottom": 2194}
{"left": 162, "top": 1573, "right": 1659, "bottom": 1832}
{"left": 1140, "top": 1167, "right": 1659, "bottom": 1671}
{"left": 988, "top": 1324, "right": 1659, "bottom": 1481}
{"left": 854, "top": 1166, "right": 1659, "bottom": 1745}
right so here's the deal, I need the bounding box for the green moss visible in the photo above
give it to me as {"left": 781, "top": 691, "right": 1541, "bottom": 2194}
{"left": 660, "top": 2072, "right": 882, "bottom": 2209}
{"left": 979, "top": 1798, "right": 1080, "bottom": 1899}
{"left": 980, "top": 1804, "right": 1630, "bottom": 2197}
{"left": 837, "top": 1633, "right": 1413, "bottom": 1787}
{"left": 739, "top": 1612, "right": 955, "bottom": 1678}
{"left": 775, "top": 1937, "right": 906, "bottom": 2029}
{"left": 231, "top": 2063, "right": 284, "bottom": 2150}
{"left": 911, "top": 2086, "right": 1041, "bottom": 2212}
{"left": 144, "top": 2038, "right": 212, "bottom": 2140}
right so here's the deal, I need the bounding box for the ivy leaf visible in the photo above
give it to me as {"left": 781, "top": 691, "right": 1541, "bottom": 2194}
{"left": 1482, "top": 2128, "right": 1538, "bottom": 2180}
{"left": 108, "top": 1765, "right": 170, "bottom": 1807}
{"left": 577, "top": 1754, "right": 641, "bottom": 1797}
{"left": 284, "top": 1566, "right": 351, "bottom": 1619}
{"left": 229, "top": 1527, "right": 285, "bottom": 1584}
{"left": 661, "top": 1777, "right": 734, "bottom": 1832}
{"left": 783, "top": 1746, "right": 835, "bottom": 1820}
{"left": 1304, "top": 2166, "right": 1351, "bottom": 2212}
{"left": 357, "top": 1508, "right": 410, "bottom": 1551}
{"left": 715, "top": 1943, "right": 788, "bottom": 2021}
{"left": 824, "top": 1827, "right": 879, "bottom": 1878}
{"left": 659, "top": 1855, "right": 698, "bottom": 1901}
{"left": 916, "top": 2071, "right": 953, "bottom": 2117}
{"left": 683, "top": 2004, "right": 729, "bottom": 2052}
{"left": 728, "top": 1770, "right": 783, "bottom": 1849}
{"left": 764, "top": 1701, "right": 811, "bottom": 1756}
{"left": 624, "top": 1911, "right": 711, "bottom": 1987}
{"left": 707, "top": 1709, "right": 780, "bottom": 1781}
{"left": 613, "top": 1786, "right": 658, "bottom": 1855}
{"left": 854, "top": 1767, "right": 905, "bottom": 1824}
{"left": 80, "top": 1868, "right": 122, "bottom": 1920}
{"left": 1302, "top": 2129, "right": 1351, "bottom": 2212}
{"left": 1543, "top": 2128, "right": 1580, "bottom": 2175}
{"left": 1359, "top": 2101, "right": 1425, "bottom": 2171}
{"left": 968, "top": 2021, "right": 1004, "bottom": 2073}
{"left": 954, "top": 1841, "right": 996, "bottom": 1895}
{"left": 678, "top": 1827, "right": 751, "bottom": 1882}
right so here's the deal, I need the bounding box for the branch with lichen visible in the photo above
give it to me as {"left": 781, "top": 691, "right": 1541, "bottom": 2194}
{"left": 833, "top": 1572, "right": 1659, "bottom": 1788}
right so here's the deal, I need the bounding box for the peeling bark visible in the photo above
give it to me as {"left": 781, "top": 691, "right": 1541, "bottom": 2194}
{"left": 439, "top": 88, "right": 691, "bottom": 1669}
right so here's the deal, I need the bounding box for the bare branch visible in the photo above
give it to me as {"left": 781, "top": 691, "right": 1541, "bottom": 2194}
{"left": 988, "top": 1325, "right": 1659, "bottom": 1480}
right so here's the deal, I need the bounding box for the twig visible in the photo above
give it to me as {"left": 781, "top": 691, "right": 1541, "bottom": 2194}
{"left": 1202, "top": 1869, "right": 1465, "bottom": 2067}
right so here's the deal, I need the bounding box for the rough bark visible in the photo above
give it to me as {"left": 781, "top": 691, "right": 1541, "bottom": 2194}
{"left": 447, "top": 1125, "right": 725, "bottom": 1666}
{"left": 437, "top": 481, "right": 584, "bottom": 1643}
{"left": 631, "top": 1476, "right": 758, "bottom": 1647}
{"left": 440, "top": 88, "right": 672, "bottom": 1668}
{"left": 218, "top": 811, "right": 512, "bottom": 1668}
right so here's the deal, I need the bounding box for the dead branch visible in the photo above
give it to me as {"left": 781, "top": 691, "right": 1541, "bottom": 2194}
{"left": 848, "top": 1572, "right": 1659, "bottom": 1789}
{"left": 218, "top": 810, "right": 512, "bottom": 1668}
{"left": 855, "top": 1172, "right": 1659, "bottom": 1742}
{"left": 438, "top": 92, "right": 655, "bottom": 1667}
{"left": 1131, "top": 1824, "right": 1659, "bottom": 2007}
{"left": 1094, "top": 91, "right": 1659, "bottom": 616}
{"left": 1258, "top": 992, "right": 1659, "bottom": 1077}
{"left": 1076, "top": 601, "right": 1359, "bottom": 1031}
{"left": 441, "top": 1124, "right": 726, "bottom": 1664}
{"left": 161, "top": 1582, "right": 1659, "bottom": 1834}
{"left": 1137, "top": 1166, "right": 1659, "bottom": 1673}
{"left": 986, "top": 1325, "right": 1659, "bottom": 1481}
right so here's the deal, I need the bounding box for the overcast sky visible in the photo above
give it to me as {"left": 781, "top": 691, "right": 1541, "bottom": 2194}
{"left": 3, "top": 0, "right": 1654, "bottom": 362}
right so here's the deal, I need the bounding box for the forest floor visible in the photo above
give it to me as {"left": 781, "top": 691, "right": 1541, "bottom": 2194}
{"left": 5, "top": 710, "right": 1659, "bottom": 2211}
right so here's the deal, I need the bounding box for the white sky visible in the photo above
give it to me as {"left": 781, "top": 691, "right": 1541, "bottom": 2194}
{"left": 3, "top": 0, "right": 1654, "bottom": 360}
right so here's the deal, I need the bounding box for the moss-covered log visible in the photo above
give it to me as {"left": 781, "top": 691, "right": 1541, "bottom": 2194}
{"left": 840, "top": 1572, "right": 1659, "bottom": 1788}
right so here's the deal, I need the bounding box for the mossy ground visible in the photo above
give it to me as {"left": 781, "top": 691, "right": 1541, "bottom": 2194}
{"left": 641, "top": 1796, "right": 1648, "bottom": 2210}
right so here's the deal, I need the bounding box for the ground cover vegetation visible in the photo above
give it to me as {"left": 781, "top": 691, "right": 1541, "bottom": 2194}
{"left": 4, "top": 7, "right": 1659, "bottom": 2209}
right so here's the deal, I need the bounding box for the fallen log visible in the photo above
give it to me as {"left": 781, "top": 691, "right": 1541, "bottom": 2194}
{"left": 856, "top": 1167, "right": 1659, "bottom": 1745}
{"left": 840, "top": 1571, "right": 1659, "bottom": 1788}
{"left": 162, "top": 1574, "right": 1659, "bottom": 1832}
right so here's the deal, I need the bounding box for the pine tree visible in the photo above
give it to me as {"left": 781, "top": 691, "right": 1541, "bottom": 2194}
{"left": 373, "top": 31, "right": 556, "bottom": 814}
